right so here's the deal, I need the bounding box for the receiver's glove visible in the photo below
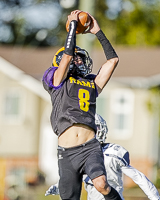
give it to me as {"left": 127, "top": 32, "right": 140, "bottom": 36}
{"left": 45, "top": 183, "right": 59, "bottom": 196}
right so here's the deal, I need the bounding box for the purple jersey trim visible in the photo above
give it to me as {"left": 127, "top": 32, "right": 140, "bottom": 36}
{"left": 43, "top": 68, "right": 98, "bottom": 94}
{"left": 42, "top": 66, "right": 64, "bottom": 89}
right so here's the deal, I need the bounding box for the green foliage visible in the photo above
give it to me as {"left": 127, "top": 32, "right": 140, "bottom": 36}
{"left": 93, "top": 0, "right": 160, "bottom": 46}
{"left": 1, "top": 0, "right": 160, "bottom": 46}
{"left": 146, "top": 87, "right": 160, "bottom": 118}
{"left": 147, "top": 87, "right": 160, "bottom": 138}
{"left": 155, "top": 168, "right": 160, "bottom": 188}
{"left": 94, "top": 0, "right": 109, "bottom": 26}
{"left": 111, "top": 0, "right": 160, "bottom": 46}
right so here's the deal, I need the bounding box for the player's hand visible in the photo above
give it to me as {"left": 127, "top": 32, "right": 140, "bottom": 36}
{"left": 45, "top": 184, "right": 59, "bottom": 196}
{"left": 67, "top": 10, "right": 82, "bottom": 22}
{"left": 83, "top": 13, "right": 100, "bottom": 34}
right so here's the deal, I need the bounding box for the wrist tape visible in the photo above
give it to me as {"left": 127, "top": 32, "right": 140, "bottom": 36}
{"left": 64, "top": 20, "right": 77, "bottom": 56}
{"left": 96, "top": 30, "right": 118, "bottom": 60}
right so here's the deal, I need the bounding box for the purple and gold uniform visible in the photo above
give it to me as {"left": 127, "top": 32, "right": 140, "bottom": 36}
{"left": 43, "top": 66, "right": 98, "bottom": 136}
{"left": 42, "top": 66, "right": 107, "bottom": 200}
{"left": 42, "top": 10, "right": 121, "bottom": 200}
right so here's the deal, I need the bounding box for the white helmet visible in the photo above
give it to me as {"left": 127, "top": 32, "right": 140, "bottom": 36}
{"left": 95, "top": 113, "right": 108, "bottom": 143}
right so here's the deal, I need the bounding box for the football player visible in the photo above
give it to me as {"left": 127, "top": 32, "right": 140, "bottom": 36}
{"left": 43, "top": 9, "right": 120, "bottom": 200}
{"left": 45, "top": 114, "right": 160, "bottom": 200}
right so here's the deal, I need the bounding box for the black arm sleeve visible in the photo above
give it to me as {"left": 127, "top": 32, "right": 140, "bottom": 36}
{"left": 64, "top": 20, "right": 77, "bottom": 56}
{"left": 96, "top": 30, "right": 118, "bottom": 60}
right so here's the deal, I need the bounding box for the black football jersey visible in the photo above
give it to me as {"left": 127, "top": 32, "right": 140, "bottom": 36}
{"left": 43, "top": 67, "right": 98, "bottom": 136}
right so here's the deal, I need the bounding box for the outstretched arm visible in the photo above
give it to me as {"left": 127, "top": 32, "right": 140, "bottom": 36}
{"left": 122, "top": 165, "right": 160, "bottom": 200}
{"left": 85, "top": 13, "right": 119, "bottom": 94}
{"left": 53, "top": 10, "right": 81, "bottom": 86}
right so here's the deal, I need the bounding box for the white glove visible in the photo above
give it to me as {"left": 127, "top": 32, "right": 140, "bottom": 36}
{"left": 45, "top": 183, "right": 59, "bottom": 196}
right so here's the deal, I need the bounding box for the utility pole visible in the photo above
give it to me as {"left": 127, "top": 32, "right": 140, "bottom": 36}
{"left": 77, "top": 0, "right": 96, "bottom": 53}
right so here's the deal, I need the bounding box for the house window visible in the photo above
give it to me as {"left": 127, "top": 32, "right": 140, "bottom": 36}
{"left": 97, "top": 97, "right": 108, "bottom": 118}
{"left": 5, "top": 93, "right": 20, "bottom": 116}
{"left": 3, "top": 89, "right": 23, "bottom": 123}
{"left": 111, "top": 89, "right": 134, "bottom": 139}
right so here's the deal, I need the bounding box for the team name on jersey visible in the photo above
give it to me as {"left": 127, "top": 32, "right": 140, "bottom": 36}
{"left": 69, "top": 77, "right": 95, "bottom": 89}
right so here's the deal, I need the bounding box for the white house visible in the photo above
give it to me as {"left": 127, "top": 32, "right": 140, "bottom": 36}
{"left": 0, "top": 45, "right": 160, "bottom": 194}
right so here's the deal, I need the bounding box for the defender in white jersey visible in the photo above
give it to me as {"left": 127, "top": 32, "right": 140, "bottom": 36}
{"left": 45, "top": 114, "right": 160, "bottom": 200}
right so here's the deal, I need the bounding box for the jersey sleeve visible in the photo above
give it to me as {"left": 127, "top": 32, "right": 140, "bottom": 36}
{"left": 42, "top": 66, "right": 64, "bottom": 92}
{"left": 115, "top": 147, "right": 130, "bottom": 170}
{"left": 122, "top": 165, "right": 160, "bottom": 200}
{"left": 103, "top": 143, "right": 130, "bottom": 168}
{"left": 42, "top": 67, "right": 57, "bottom": 92}
{"left": 122, "top": 151, "right": 130, "bottom": 166}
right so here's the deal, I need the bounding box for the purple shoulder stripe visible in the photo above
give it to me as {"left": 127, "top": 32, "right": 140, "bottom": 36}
{"left": 42, "top": 67, "right": 57, "bottom": 88}
{"left": 42, "top": 67, "right": 65, "bottom": 90}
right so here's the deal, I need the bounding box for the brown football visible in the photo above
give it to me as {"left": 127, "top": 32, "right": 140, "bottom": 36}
{"left": 66, "top": 11, "right": 91, "bottom": 34}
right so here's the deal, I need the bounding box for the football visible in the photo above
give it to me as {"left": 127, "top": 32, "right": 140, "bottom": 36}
{"left": 66, "top": 11, "right": 91, "bottom": 34}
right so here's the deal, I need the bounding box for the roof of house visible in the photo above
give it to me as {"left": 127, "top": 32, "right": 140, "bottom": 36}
{"left": 0, "top": 45, "right": 160, "bottom": 87}
{"left": 0, "top": 55, "right": 50, "bottom": 102}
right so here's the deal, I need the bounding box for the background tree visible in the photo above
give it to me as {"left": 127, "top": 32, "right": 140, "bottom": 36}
{"left": 0, "top": 0, "right": 160, "bottom": 46}
{"left": 115, "top": 0, "right": 160, "bottom": 46}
